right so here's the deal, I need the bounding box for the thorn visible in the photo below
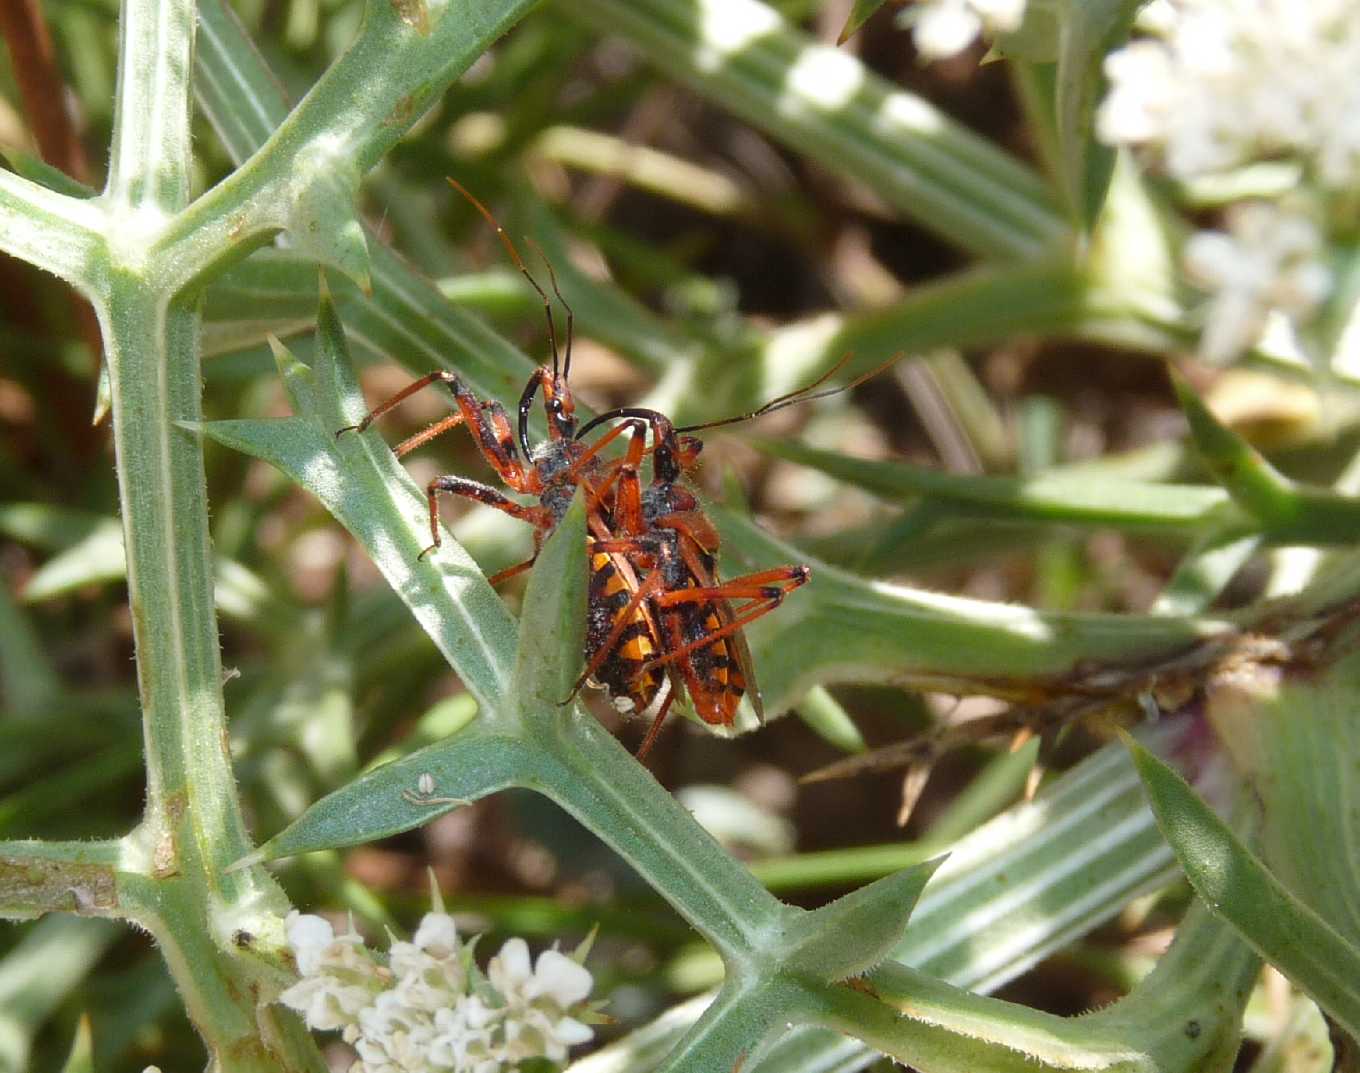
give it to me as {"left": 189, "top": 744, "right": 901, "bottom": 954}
{"left": 1024, "top": 763, "right": 1044, "bottom": 802}
{"left": 427, "top": 865, "right": 444, "bottom": 914}
{"left": 896, "top": 763, "right": 932, "bottom": 827}
{"left": 225, "top": 849, "right": 266, "bottom": 874}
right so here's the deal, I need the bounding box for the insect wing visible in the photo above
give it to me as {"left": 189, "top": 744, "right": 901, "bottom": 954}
{"left": 678, "top": 533, "right": 763, "bottom": 723}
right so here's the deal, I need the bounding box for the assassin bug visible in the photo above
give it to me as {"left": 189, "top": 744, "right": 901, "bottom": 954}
{"left": 566, "top": 350, "right": 893, "bottom": 754}
{"left": 342, "top": 181, "right": 878, "bottom": 753}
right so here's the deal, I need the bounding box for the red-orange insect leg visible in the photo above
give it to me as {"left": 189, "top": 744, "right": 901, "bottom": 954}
{"left": 635, "top": 681, "right": 679, "bottom": 760}
{"left": 638, "top": 567, "right": 811, "bottom": 676}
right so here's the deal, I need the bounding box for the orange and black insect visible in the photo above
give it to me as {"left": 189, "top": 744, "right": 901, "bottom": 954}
{"left": 342, "top": 180, "right": 878, "bottom": 753}
{"left": 338, "top": 182, "right": 682, "bottom": 739}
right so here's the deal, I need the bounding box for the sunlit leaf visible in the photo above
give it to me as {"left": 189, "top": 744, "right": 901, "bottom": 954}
{"left": 1126, "top": 734, "right": 1360, "bottom": 1040}
{"left": 513, "top": 490, "right": 587, "bottom": 725}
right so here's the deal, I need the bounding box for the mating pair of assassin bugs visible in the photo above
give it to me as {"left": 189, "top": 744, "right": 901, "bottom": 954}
{"left": 343, "top": 180, "right": 870, "bottom": 755}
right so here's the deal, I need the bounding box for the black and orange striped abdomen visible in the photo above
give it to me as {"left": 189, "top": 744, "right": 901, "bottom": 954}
{"left": 585, "top": 549, "right": 664, "bottom": 716}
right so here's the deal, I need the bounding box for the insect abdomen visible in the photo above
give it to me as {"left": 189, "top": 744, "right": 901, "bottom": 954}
{"left": 586, "top": 550, "right": 663, "bottom": 715}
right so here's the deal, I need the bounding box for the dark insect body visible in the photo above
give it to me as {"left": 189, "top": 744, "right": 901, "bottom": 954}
{"left": 339, "top": 180, "right": 872, "bottom": 754}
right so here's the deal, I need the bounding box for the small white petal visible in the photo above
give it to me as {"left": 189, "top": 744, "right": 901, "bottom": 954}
{"left": 285, "top": 912, "right": 336, "bottom": 975}
{"left": 552, "top": 1015, "right": 594, "bottom": 1047}
{"left": 488, "top": 937, "right": 532, "bottom": 995}
{"left": 412, "top": 912, "right": 460, "bottom": 958}
{"left": 531, "top": 949, "right": 593, "bottom": 1006}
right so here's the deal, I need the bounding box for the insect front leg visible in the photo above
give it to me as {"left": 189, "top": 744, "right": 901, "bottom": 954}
{"left": 421, "top": 475, "right": 553, "bottom": 560}
{"left": 339, "top": 368, "right": 539, "bottom": 494}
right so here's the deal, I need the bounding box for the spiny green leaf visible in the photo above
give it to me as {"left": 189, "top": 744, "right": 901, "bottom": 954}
{"left": 267, "top": 331, "right": 320, "bottom": 418}
{"left": 245, "top": 730, "right": 538, "bottom": 861}
{"left": 781, "top": 857, "right": 943, "bottom": 981}
{"left": 810, "top": 961, "right": 1152, "bottom": 1072}
{"left": 284, "top": 156, "right": 371, "bottom": 293}
{"left": 1125, "top": 734, "right": 1360, "bottom": 1040}
{"left": 196, "top": 305, "right": 519, "bottom": 713}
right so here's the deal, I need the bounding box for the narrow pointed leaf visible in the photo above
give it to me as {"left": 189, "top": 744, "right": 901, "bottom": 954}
{"left": 1054, "top": 0, "right": 1143, "bottom": 227}
{"left": 838, "top": 0, "right": 889, "bottom": 44}
{"left": 782, "top": 858, "right": 944, "bottom": 981}
{"left": 195, "top": 296, "right": 518, "bottom": 713}
{"left": 514, "top": 490, "right": 588, "bottom": 723}
{"left": 760, "top": 439, "right": 1230, "bottom": 530}
{"left": 1126, "top": 736, "right": 1360, "bottom": 1040}
{"left": 20, "top": 520, "right": 126, "bottom": 602}
{"left": 248, "top": 729, "right": 540, "bottom": 860}
{"left": 1171, "top": 374, "right": 1295, "bottom": 517}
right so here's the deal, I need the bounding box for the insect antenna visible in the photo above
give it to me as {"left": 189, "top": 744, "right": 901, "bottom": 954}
{"left": 675, "top": 351, "right": 903, "bottom": 434}
{"left": 525, "top": 236, "right": 574, "bottom": 381}
{"left": 447, "top": 177, "right": 562, "bottom": 379}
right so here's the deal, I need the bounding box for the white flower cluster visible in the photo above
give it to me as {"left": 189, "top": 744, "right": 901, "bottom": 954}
{"left": 279, "top": 909, "right": 595, "bottom": 1073}
{"left": 1097, "top": 0, "right": 1347, "bottom": 362}
{"left": 1099, "top": 0, "right": 1360, "bottom": 186}
{"left": 901, "top": 0, "right": 1027, "bottom": 60}
{"left": 1183, "top": 203, "right": 1332, "bottom": 364}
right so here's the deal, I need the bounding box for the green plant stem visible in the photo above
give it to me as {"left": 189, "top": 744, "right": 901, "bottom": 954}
{"left": 0, "top": 841, "right": 122, "bottom": 920}
{"left": 105, "top": 0, "right": 193, "bottom": 210}
{"left": 531, "top": 715, "right": 786, "bottom": 960}
{"left": 158, "top": 0, "right": 540, "bottom": 290}
{"left": 0, "top": 170, "right": 103, "bottom": 293}
{"left": 101, "top": 281, "right": 244, "bottom": 883}
{"left": 100, "top": 276, "right": 310, "bottom": 1070}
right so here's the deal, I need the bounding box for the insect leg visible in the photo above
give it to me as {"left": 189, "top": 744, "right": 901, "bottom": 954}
{"left": 635, "top": 682, "right": 678, "bottom": 760}
{"left": 340, "top": 368, "right": 537, "bottom": 494}
{"left": 638, "top": 567, "right": 811, "bottom": 673}
{"left": 421, "top": 475, "right": 552, "bottom": 560}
